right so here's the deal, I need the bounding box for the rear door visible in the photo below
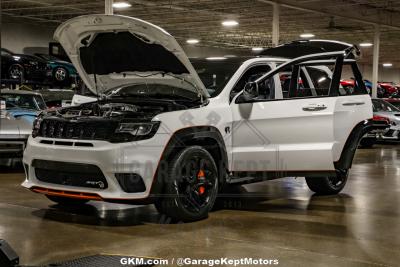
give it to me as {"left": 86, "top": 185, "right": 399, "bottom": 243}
{"left": 231, "top": 50, "right": 371, "bottom": 174}
{"left": 274, "top": 57, "right": 372, "bottom": 170}
{"left": 326, "top": 63, "right": 373, "bottom": 161}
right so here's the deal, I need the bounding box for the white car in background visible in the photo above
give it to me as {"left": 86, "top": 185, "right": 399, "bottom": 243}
{"left": 22, "top": 15, "right": 372, "bottom": 222}
{"left": 0, "top": 90, "right": 46, "bottom": 165}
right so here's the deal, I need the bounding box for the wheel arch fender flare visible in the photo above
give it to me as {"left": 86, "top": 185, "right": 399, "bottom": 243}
{"left": 149, "top": 126, "right": 229, "bottom": 196}
{"left": 334, "top": 119, "right": 374, "bottom": 170}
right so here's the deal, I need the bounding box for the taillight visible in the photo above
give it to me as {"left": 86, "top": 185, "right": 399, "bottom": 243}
{"left": 373, "top": 115, "right": 390, "bottom": 124}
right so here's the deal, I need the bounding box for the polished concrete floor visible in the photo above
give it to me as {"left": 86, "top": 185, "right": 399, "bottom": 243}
{"left": 0, "top": 145, "right": 399, "bottom": 266}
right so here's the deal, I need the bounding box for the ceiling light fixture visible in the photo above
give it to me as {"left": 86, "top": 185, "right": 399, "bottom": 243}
{"left": 222, "top": 20, "right": 239, "bottom": 27}
{"left": 383, "top": 63, "right": 393, "bottom": 67}
{"left": 252, "top": 47, "right": 264, "bottom": 51}
{"left": 206, "top": 57, "right": 227, "bottom": 61}
{"left": 300, "top": 33, "right": 315, "bottom": 38}
{"left": 113, "top": 2, "right": 132, "bottom": 8}
{"left": 359, "top": 42, "right": 373, "bottom": 47}
{"left": 186, "top": 39, "right": 200, "bottom": 44}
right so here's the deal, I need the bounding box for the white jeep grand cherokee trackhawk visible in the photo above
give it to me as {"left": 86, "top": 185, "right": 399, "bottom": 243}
{"left": 22, "top": 15, "right": 373, "bottom": 222}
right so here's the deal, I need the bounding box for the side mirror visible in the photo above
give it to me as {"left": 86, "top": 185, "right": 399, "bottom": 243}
{"left": 235, "top": 82, "right": 259, "bottom": 103}
{"left": 243, "top": 82, "right": 259, "bottom": 99}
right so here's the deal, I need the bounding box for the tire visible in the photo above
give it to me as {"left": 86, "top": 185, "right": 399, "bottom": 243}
{"left": 359, "top": 137, "right": 376, "bottom": 148}
{"left": 155, "top": 146, "right": 219, "bottom": 222}
{"left": 53, "top": 67, "right": 69, "bottom": 84}
{"left": 305, "top": 170, "right": 348, "bottom": 195}
{"left": 8, "top": 64, "right": 24, "bottom": 81}
{"left": 46, "top": 195, "right": 89, "bottom": 206}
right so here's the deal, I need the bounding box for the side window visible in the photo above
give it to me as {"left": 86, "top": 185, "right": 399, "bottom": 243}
{"left": 279, "top": 67, "right": 314, "bottom": 99}
{"left": 230, "top": 65, "right": 272, "bottom": 101}
{"left": 305, "top": 67, "right": 332, "bottom": 96}
{"left": 338, "top": 64, "right": 367, "bottom": 96}
{"left": 280, "top": 62, "right": 366, "bottom": 99}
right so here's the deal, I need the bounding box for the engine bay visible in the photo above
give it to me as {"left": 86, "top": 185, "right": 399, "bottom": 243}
{"left": 51, "top": 99, "right": 190, "bottom": 121}
{"left": 33, "top": 98, "right": 196, "bottom": 142}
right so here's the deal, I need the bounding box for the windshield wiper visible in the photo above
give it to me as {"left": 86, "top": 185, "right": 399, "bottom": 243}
{"left": 105, "top": 71, "right": 204, "bottom": 102}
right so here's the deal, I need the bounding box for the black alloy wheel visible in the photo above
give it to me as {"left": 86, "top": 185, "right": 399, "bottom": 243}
{"left": 305, "top": 169, "right": 348, "bottom": 195}
{"left": 155, "top": 146, "right": 218, "bottom": 222}
{"left": 8, "top": 64, "right": 24, "bottom": 80}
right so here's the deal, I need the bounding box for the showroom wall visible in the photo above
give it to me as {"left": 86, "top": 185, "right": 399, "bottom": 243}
{"left": 359, "top": 64, "right": 400, "bottom": 83}
{"left": 2, "top": 22, "right": 399, "bottom": 83}
{"left": 1, "top": 22, "right": 246, "bottom": 58}
{"left": 1, "top": 22, "right": 56, "bottom": 54}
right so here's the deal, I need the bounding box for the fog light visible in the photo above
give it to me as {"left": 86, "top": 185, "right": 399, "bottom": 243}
{"left": 115, "top": 173, "right": 146, "bottom": 193}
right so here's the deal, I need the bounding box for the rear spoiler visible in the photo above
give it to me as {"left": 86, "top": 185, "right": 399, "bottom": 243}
{"left": 261, "top": 39, "right": 360, "bottom": 60}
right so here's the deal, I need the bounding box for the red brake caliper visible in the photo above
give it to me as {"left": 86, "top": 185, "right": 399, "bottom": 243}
{"left": 197, "top": 169, "right": 206, "bottom": 195}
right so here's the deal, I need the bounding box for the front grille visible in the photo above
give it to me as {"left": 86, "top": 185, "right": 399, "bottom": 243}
{"left": 37, "top": 118, "right": 118, "bottom": 140}
{"left": 33, "top": 160, "right": 108, "bottom": 189}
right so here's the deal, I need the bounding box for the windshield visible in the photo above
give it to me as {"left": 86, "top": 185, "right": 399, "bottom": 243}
{"left": 1, "top": 94, "right": 47, "bottom": 111}
{"left": 38, "top": 54, "right": 59, "bottom": 61}
{"left": 387, "top": 101, "right": 400, "bottom": 109}
{"left": 107, "top": 84, "right": 199, "bottom": 101}
{"left": 190, "top": 58, "right": 244, "bottom": 97}
{"left": 372, "top": 99, "right": 400, "bottom": 112}
{"left": 1, "top": 48, "right": 13, "bottom": 56}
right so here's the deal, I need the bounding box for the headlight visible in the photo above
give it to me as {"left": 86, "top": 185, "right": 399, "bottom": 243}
{"left": 116, "top": 122, "right": 159, "bottom": 136}
{"left": 1, "top": 111, "right": 11, "bottom": 120}
{"left": 33, "top": 118, "right": 41, "bottom": 130}
{"left": 111, "top": 122, "right": 160, "bottom": 143}
{"left": 31, "top": 117, "right": 43, "bottom": 138}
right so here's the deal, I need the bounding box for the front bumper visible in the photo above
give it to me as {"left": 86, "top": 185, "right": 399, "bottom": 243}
{"left": 22, "top": 133, "right": 170, "bottom": 201}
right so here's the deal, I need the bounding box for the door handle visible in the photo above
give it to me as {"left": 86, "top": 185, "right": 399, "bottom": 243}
{"left": 342, "top": 101, "right": 365, "bottom": 106}
{"left": 302, "top": 104, "right": 327, "bottom": 111}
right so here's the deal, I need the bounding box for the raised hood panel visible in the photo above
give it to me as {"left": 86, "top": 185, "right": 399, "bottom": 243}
{"left": 54, "top": 15, "right": 208, "bottom": 98}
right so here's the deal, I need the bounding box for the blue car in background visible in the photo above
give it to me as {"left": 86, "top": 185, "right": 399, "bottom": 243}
{"left": 0, "top": 90, "right": 46, "bottom": 161}
{"left": 34, "top": 53, "right": 78, "bottom": 86}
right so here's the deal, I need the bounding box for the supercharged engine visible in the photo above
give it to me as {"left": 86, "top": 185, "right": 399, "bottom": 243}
{"left": 32, "top": 100, "right": 184, "bottom": 143}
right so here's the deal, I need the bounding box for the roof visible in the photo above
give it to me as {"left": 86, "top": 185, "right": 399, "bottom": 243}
{"left": 190, "top": 56, "right": 287, "bottom": 65}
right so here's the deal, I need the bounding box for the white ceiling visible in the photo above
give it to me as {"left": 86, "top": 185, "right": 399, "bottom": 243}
{"left": 2, "top": 0, "right": 400, "bottom": 65}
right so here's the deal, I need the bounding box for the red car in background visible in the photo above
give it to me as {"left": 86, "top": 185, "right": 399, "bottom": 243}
{"left": 341, "top": 80, "right": 399, "bottom": 98}
{"left": 340, "top": 79, "right": 356, "bottom": 94}
{"left": 378, "top": 82, "right": 398, "bottom": 97}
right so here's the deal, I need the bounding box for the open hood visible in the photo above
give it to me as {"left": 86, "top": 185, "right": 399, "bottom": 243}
{"left": 54, "top": 15, "right": 208, "bottom": 99}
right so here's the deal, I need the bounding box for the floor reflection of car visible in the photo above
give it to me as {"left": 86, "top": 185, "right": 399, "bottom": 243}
{"left": 34, "top": 53, "right": 78, "bottom": 85}
{"left": 0, "top": 90, "right": 46, "bottom": 161}
{"left": 0, "top": 48, "right": 48, "bottom": 83}
{"left": 372, "top": 98, "right": 400, "bottom": 141}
